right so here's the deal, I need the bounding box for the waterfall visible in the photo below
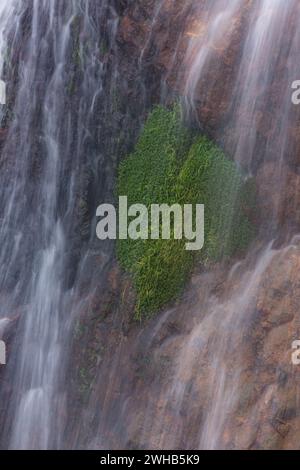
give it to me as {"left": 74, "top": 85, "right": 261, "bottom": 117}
{"left": 0, "top": 0, "right": 127, "bottom": 449}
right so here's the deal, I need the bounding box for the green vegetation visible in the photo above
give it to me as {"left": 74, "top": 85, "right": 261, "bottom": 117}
{"left": 117, "top": 105, "right": 256, "bottom": 319}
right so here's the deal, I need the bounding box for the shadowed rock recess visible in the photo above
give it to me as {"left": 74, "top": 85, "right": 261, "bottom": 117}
{"left": 0, "top": 0, "right": 300, "bottom": 450}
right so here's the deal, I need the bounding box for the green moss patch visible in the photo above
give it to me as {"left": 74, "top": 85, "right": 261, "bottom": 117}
{"left": 117, "top": 105, "right": 256, "bottom": 319}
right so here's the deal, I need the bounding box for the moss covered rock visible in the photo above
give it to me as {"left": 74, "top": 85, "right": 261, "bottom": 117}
{"left": 117, "top": 105, "right": 256, "bottom": 319}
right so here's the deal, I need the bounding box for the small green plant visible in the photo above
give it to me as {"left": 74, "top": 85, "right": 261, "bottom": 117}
{"left": 117, "top": 105, "right": 257, "bottom": 319}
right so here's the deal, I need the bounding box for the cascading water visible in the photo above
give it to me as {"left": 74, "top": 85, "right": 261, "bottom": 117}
{"left": 0, "top": 0, "right": 299, "bottom": 451}
{"left": 0, "top": 0, "right": 139, "bottom": 449}
{"left": 178, "top": 0, "right": 300, "bottom": 448}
